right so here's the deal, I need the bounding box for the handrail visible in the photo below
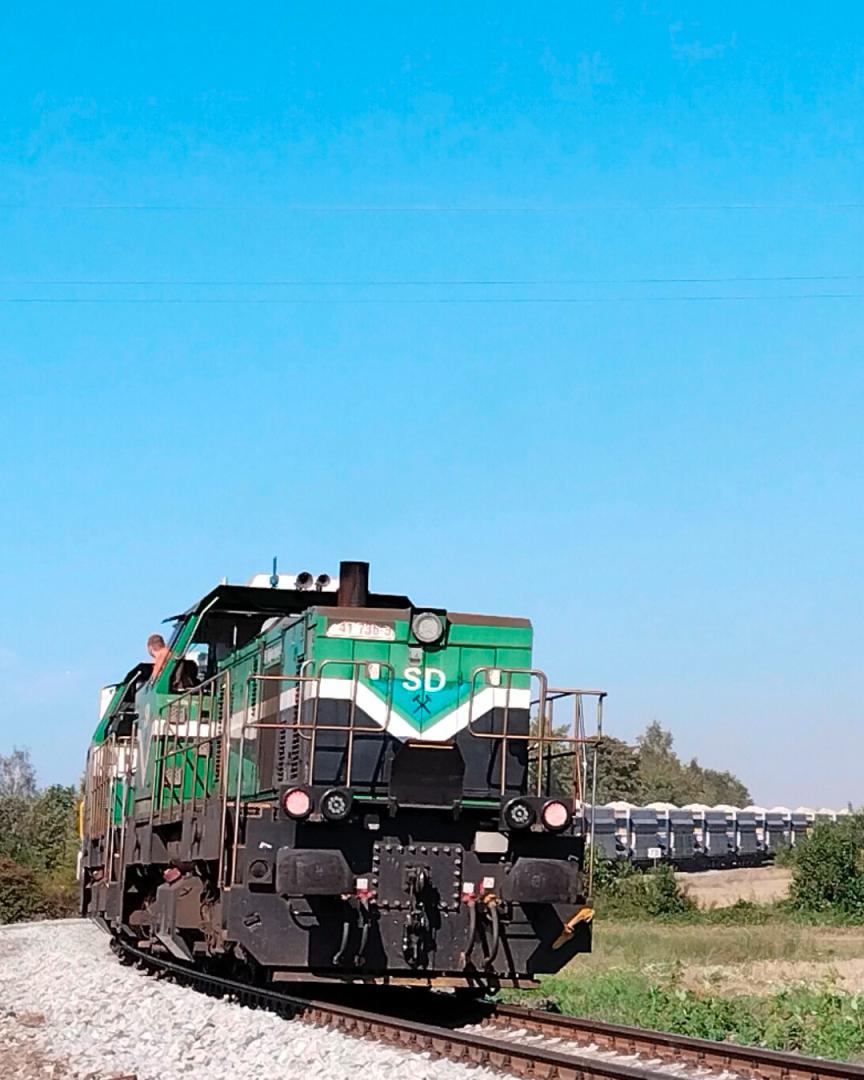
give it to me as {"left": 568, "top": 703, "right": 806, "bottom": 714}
{"left": 83, "top": 733, "right": 134, "bottom": 882}
{"left": 149, "top": 668, "right": 229, "bottom": 825}
{"left": 227, "top": 660, "right": 395, "bottom": 886}
{"left": 467, "top": 666, "right": 548, "bottom": 797}
{"left": 467, "top": 667, "right": 605, "bottom": 801}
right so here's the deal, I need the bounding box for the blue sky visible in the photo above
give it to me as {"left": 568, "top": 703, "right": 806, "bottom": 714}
{"left": 0, "top": 3, "right": 861, "bottom": 806}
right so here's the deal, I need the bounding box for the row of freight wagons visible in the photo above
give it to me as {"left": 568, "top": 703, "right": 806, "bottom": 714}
{"left": 587, "top": 804, "right": 848, "bottom": 868}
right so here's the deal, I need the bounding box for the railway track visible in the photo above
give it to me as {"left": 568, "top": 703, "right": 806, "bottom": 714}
{"left": 482, "top": 1004, "right": 864, "bottom": 1079}
{"left": 115, "top": 940, "right": 864, "bottom": 1080}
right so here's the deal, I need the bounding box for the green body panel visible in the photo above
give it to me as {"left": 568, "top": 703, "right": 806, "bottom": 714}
{"left": 151, "top": 747, "right": 215, "bottom": 813}
{"left": 111, "top": 781, "right": 133, "bottom": 825}
{"left": 309, "top": 613, "right": 531, "bottom": 733}
{"left": 93, "top": 682, "right": 128, "bottom": 746}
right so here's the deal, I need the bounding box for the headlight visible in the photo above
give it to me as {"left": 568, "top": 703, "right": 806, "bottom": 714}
{"left": 321, "top": 788, "right": 352, "bottom": 822}
{"left": 503, "top": 798, "right": 536, "bottom": 831}
{"left": 411, "top": 611, "right": 445, "bottom": 645}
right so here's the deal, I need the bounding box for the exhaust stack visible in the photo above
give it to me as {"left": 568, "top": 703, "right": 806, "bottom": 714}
{"left": 337, "top": 561, "right": 369, "bottom": 608}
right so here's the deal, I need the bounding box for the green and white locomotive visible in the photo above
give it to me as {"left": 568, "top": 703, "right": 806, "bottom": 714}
{"left": 81, "top": 561, "right": 603, "bottom": 989}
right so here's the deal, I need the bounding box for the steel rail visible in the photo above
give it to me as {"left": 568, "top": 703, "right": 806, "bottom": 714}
{"left": 489, "top": 1002, "right": 864, "bottom": 1080}
{"left": 111, "top": 938, "right": 864, "bottom": 1080}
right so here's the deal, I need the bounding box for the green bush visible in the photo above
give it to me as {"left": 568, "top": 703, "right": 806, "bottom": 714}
{"left": 789, "top": 816, "right": 864, "bottom": 915}
{"left": 643, "top": 863, "right": 696, "bottom": 916}
{"left": 0, "top": 857, "right": 50, "bottom": 923}
{"left": 0, "top": 858, "right": 78, "bottom": 924}
{"left": 590, "top": 855, "right": 635, "bottom": 895}
{"left": 593, "top": 860, "right": 695, "bottom": 918}
{"left": 39, "top": 876, "right": 79, "bottom": 919}
{"left": 701, "top": 899, "right": 773, "bottom": 925}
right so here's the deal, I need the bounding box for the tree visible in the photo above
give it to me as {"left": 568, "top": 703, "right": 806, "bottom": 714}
{"left": 0, "top": 858, "right": 47, "bottom": 923}
{"left": 634, "top": 722, "right": 751, "bottom": 806}
{"left": 0, "top": 749, "right": 37, "bottom": 798}
{"left": 690, "top": 763, "right": 750, "bottom": 807}
{"left": 591, "top": 736, "right": 643, "bottom": 803}
{"left": 0, "top": 793, "right": 33, "bottom": 863}
{"left": 0, "top": 749, "right": 81, "bottom": 922}
{"left": 637, "top": 720, "right": 675, "bottom": 758}
{"left": 636, "top": 721, "right": 689, "bottom": 802}
{"left": 22, "top": 785, "right": 79, "bottom": 876}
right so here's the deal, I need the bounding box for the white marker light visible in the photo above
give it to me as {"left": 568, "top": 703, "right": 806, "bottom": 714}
{"left": 503, "top": 798, "right": 535, "bottom": 831}
{"left": 411, "top": 611, "right": 445, "bottom": 645}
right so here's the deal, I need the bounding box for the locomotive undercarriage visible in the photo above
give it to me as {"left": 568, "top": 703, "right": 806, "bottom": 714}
{"left": 83, "top": 800, "right": 592, "bottom": 987}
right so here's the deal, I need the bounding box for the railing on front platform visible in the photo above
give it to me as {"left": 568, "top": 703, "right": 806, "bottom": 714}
{"left": 225, "top": 659, "right": 396, "bottom": 886}
{"left": 84, "top": 733, "right": 134, "bottom": 883}
{"left": 466, "top": 666, "right": 605, "bottom": 800}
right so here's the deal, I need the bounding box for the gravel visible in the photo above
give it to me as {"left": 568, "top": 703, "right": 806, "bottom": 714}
{"left": 0, "top": 920, "right": 499, "bottom": 1080}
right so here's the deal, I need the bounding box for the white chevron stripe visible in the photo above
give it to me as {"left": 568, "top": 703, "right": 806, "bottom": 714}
{"left": 303, "top": 679, "right": 531, "bottom": 742}
{"left": 226, "top": 682, "right": 530, "bottom": 742}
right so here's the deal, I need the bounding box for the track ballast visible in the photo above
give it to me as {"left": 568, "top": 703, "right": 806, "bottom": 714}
{"left": 117, "top": 938, "right": 864, "bottom": 1080}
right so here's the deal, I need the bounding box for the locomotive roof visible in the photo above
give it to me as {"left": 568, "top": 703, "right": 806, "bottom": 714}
{"left": 171, "top": 584, "right": 532, "bottom": 628}
{"left": 173, "top": 582, "right": 414, "bottom": 620}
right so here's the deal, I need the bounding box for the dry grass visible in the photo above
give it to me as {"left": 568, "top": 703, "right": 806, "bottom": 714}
{"left": 676, "top": 866, "right": 792, "bottom": 909}
{"left": 571, "top": 919, "right": 864, "bottom": 972}
{"left": 684, "top": 957, "right": 864, "bottom": 995}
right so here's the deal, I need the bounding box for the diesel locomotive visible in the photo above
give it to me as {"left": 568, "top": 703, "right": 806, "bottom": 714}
{"left": 81, "top": 561, "right": 604, "bottom": 990}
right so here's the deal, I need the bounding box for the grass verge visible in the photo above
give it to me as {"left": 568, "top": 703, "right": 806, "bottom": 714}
{"left": 507, "top": 968, "right": 864, "bottom": 1060}
{"left": 501, "top": 912, "right": 864, "bottom": 1061}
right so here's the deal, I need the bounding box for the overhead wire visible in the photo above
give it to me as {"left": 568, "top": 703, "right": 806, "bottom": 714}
{"left": 5, "top": 204, "right": 864, "bottom": 213}
{"left": 1, "top": 201, "right": 864, "bottom": 213}
{"left": 0, "top": 293, "right": 862, "bottom": 304}
{"left": 0, "top": 204, "right": 860, "bottom": 301}
{"left": 0, "top": 274, "right": 862, "bottom": 287}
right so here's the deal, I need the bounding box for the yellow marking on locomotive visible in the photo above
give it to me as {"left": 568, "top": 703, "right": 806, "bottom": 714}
{"left": 552, "top": 906, "right": 594, "bottom": 949}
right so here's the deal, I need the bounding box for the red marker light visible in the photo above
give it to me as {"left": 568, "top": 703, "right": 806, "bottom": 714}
{"left": 541, "top": 800, "right": 570, "bottom": 831}
{"left": 282, "top": 788, "right": 312, "bottom": 819}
